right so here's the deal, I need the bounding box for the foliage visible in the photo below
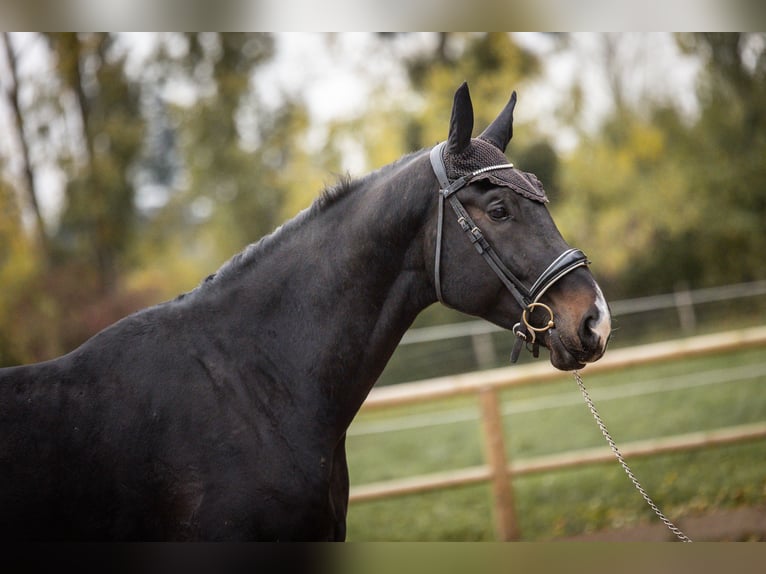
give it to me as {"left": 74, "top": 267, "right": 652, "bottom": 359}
{"left": 0, "top": 174, "right": 47, "bottom": 364}
{"left": 403, "top": 33, "right": 542, "bottom": 150}
{"left": 555, "top": 109, "right": 700, "bottom": 295}
{"left": 45, "top": 34, "right": 145, "bottom": 292}
{"left": 677, "top": 33, "right": 766, "bottom": 287}
{"left": 556, "top": 33, "right": 766, "bottom": 297}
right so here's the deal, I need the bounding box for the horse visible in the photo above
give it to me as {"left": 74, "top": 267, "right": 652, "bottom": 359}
{"left": 0, "top": 82, "right": 611, "bottom": 540}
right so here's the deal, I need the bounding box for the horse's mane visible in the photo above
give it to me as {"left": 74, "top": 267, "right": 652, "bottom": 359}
{"left": 313, "top": 149, "right": 424, "bottom": 212}
{"left": 184, "top": 175, "right": 363, "bottom": 296}
{"left": 185, "top": 150, "right": 426, "bottom": 298}
{"left": 313, "top": 174, "right": 358, "bottom": 213}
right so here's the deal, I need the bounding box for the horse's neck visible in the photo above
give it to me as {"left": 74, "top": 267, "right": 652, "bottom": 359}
{"left": 210, "top": 154, "right": 436, "bottom": 434}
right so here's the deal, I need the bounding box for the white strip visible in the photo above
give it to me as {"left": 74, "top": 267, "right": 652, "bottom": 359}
{"left": 470, "top": 163, "right": 513, "bottom": 176}
{"left": 591, "top": 282, "right": 612, "bottom": 350}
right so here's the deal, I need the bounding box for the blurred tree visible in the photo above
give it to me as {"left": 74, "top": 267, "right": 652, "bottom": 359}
{"left": 130, "top": 33, "right": 333, "bottom": 291}
{"left": 514, "top": 141, "right": 560, "bottom": 202}
{"left": 0, "top": 32, "right": 315, "bottom": 364}
{"left": 557, "top": 33, "right": 766, "bottom": 297}
{"left": 403, "top": 33, "right": 542, "bottom": 151}
{"left": 333, "top": 33, "right": 547, "bottom": 174}
{"left": 556, "top": 106, "right": 697, "bottom": 297}
{"left": 0, "top": 168, "right": 50, "bottom": 365}
{"left": 3, "top": 33, "right": 161, "bottom": 356}
{"left": 1, "top": 33, "right": 49, "bottom": 259}
{"left": 675, "top": 33, "right": 766, "bottom": 286}
{"left": 45, "top": 33, "right": 144, "bottom": 293}
{"left": 172, "top": 33, "right": 279, "bottom": 261}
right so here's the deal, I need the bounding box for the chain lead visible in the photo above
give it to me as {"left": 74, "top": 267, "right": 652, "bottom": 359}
{"left": 573, "top": 371, "right": 693, "bottom": 542}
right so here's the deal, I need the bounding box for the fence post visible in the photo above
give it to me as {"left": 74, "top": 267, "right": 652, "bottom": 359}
{"left": 471, "top": 332, "right": 498, "bottom": 370}
{"left": 674, "top": 282, "right": 697, "bottom": 333}
{"left": 478, "top": 385, "right": 519, "bottom": 540}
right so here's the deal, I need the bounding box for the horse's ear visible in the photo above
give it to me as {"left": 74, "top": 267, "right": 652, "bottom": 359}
{"left": 479, "top": 90, "right": 517, "bottom": 151}
{"left": 447, "top": 82, "right": 473, "bottom": 155}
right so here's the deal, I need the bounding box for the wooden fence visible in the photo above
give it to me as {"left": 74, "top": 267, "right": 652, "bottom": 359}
{"left": 348, "top": 325, "right": 766, "bottom": 540}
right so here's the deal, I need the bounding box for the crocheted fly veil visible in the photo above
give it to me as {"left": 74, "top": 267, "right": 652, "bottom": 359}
{"left": 442, "top": 137, "right": 548, "bottom": 203}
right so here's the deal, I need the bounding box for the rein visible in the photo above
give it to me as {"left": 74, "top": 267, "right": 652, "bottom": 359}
{"left": 429, "top": 142, "right": 589, "bottom": 363}
{"left": 574, "top": 370, "right": 693, "bottom": 542}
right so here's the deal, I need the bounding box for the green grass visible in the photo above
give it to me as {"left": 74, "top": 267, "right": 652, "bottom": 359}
{"left": 345, "top": 346, "right": 766, "bottom": 540}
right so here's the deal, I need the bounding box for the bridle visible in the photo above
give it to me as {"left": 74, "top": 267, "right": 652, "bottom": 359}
{"left": 429, "top": 141, "right": 590, "bottom": 362}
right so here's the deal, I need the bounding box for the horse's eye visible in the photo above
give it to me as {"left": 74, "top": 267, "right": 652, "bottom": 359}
{"left": 488, "top": 205, "right": 510, "bottom": 221}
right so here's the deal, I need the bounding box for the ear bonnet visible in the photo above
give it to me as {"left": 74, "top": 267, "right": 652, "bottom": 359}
{"left": 441, "top": 137, "right": 548, "bottom": 203}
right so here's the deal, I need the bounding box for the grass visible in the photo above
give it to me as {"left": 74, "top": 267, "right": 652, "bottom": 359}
{"left": 344, "top": 346, "right": 766, "bottom": 540}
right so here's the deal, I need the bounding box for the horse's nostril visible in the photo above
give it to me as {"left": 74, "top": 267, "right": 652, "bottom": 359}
{"left": 579, "top": 307, "right": 602, "bottom": 349}
{"left": 578, "top": 300, "right": 611, "bottom": 359}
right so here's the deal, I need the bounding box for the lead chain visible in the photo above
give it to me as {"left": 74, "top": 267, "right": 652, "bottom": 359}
{"left": 573, "top": 371, "right": 693, "bottom": 542}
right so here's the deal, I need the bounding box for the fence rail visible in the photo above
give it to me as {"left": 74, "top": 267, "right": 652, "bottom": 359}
{"left": 349, "top": 325, "right": 766, "bottom": 540}
{"left": 364, "top": 325, "right": 766, "bottom": 410}
{"left": 349, "top": 421, "right": 766, "bottom": 503}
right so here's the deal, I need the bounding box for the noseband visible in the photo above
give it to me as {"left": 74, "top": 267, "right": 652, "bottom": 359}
{"left": 429, "top": 141, "right": 590, "bottom": 363}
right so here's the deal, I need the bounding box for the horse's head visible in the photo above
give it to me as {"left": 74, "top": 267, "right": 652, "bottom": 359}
{"left": 426, "top": 83, "right": 611, "bottom": 370}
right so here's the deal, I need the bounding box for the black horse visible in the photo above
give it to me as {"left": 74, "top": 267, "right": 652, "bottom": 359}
{"left": 0, "top": 83, "right": 610, "bottom": 540}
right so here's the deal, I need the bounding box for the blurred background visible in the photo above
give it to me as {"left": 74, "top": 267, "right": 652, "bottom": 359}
{"left": 1, "top": 33, "right": 765, "bottom": 540}
{"left": 1, "top": 32, "right": 765, "bottom": 370}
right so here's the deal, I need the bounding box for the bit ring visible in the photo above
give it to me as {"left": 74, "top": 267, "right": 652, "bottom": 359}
{"left": 522, "top": 302, "right": 555, "bottom": 333}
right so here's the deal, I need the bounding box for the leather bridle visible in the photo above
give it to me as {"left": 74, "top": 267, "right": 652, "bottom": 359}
{"left": 429, "top": 141, "right": 590, "bottom": 362}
